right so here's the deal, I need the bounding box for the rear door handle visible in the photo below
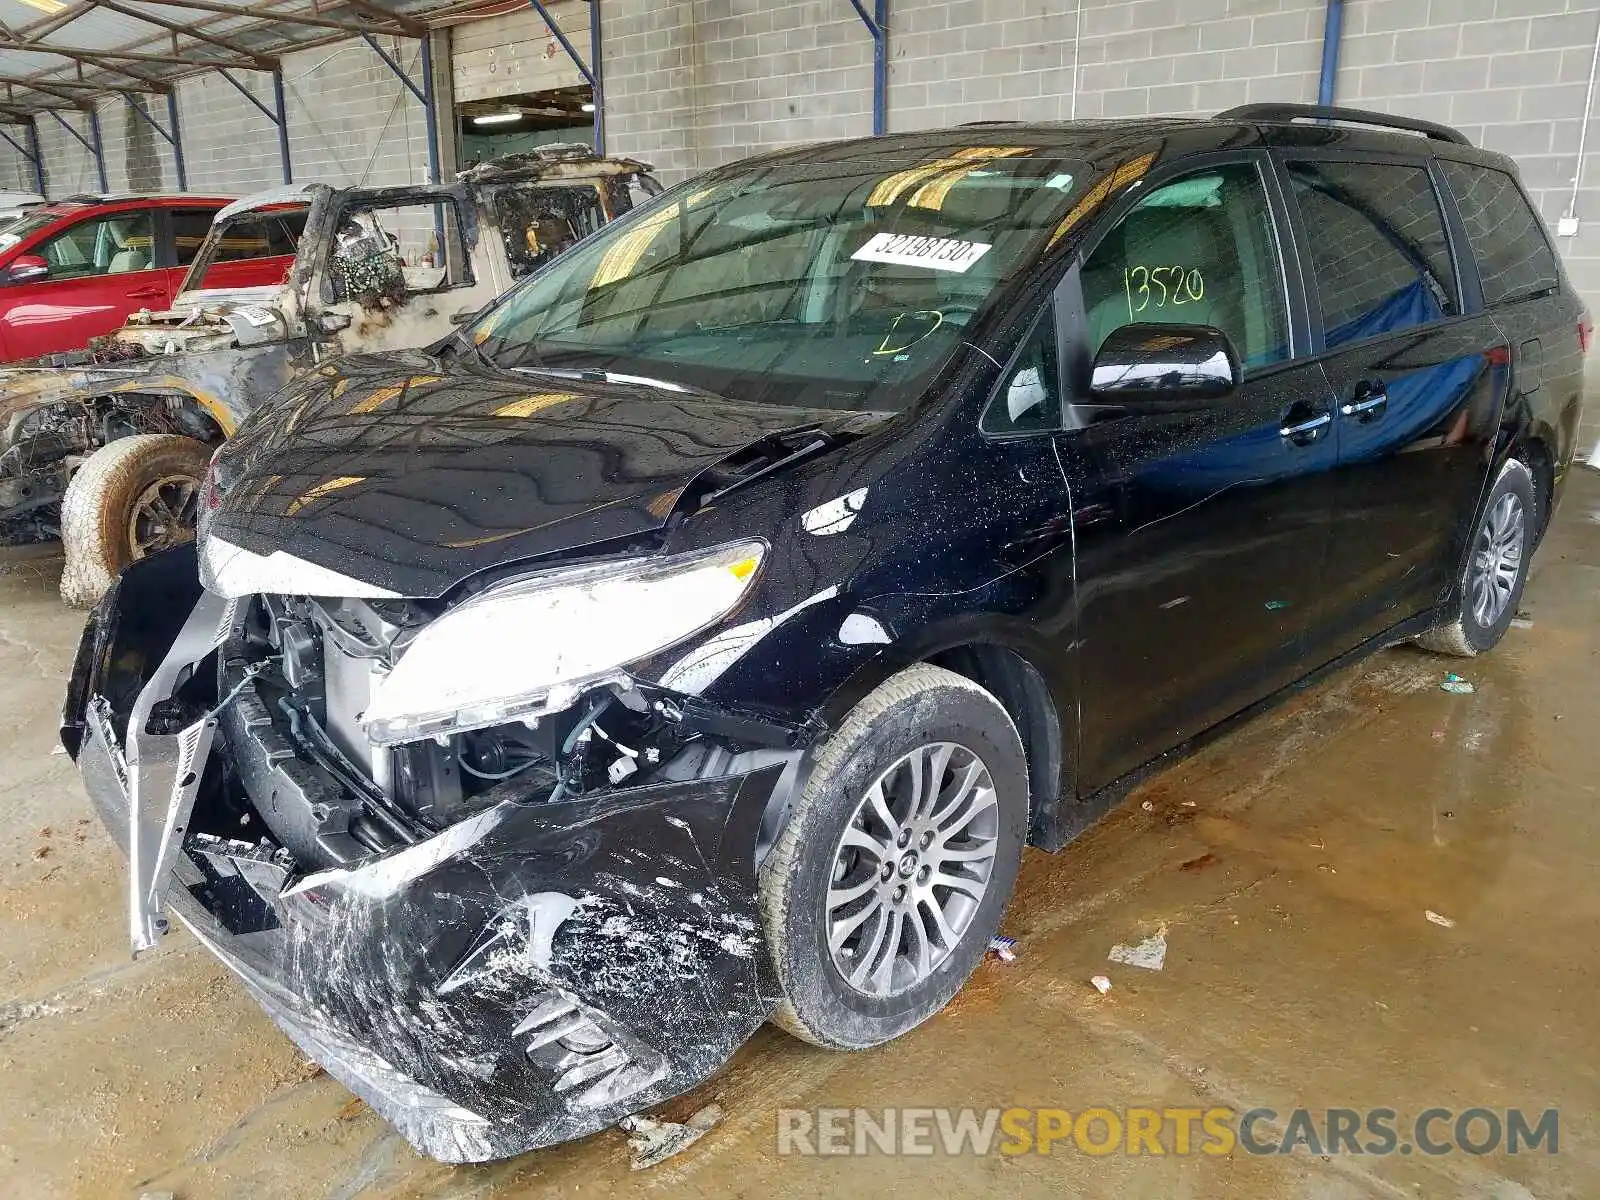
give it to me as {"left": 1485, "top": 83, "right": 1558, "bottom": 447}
{"left": 126, "top": 286, "right": 164, "bottom": 299}
{"left": 1341, "top": 382, "right": 1388, "bottom": 422}
{"left": 1280, "top": 412, "right": 1332, "bottom": 439}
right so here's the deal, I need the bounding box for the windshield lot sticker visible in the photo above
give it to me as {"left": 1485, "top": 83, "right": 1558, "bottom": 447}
{"left": 852, "top": 233, "right": 992, "bottom": 273}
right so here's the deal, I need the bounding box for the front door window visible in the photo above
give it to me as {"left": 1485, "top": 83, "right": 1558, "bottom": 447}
{"left": 38, "top": 212, "right": 156, "bottom": 280}
{"left": 1080, "top": 164, "right": 1290, "bottom": 371}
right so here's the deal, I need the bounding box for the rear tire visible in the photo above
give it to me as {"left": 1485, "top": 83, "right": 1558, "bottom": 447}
{"left": 59, "top": 434, "right": 210, "bottom": 609}
{"left": 1418, "top": 458, "right": 1533, "bottom": 658}
{"left": 758, "top": 664, "right": 1028, "bottom": 1050}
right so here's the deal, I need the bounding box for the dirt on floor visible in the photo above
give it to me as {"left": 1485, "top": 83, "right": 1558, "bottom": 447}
{"left": 2, "top": 473, "right": 1599, "bottom": 1200}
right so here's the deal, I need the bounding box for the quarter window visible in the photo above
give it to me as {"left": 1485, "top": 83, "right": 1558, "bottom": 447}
{"left": 1080, "top": 163, "right": 1290, "bottom": 370}
{"left": 1440, "top": 161, "right": 1559, "bottom": 305}
{"left": 982, "top": 307, "right": 1059, "bottom": 435}
{"left": 1286, "top": 160, "right": 1458, "bottom": 348}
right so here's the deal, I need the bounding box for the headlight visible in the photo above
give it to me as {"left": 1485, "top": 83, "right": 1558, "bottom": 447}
{"left": 360, "top": 540, "right": 765, "bottom": 746}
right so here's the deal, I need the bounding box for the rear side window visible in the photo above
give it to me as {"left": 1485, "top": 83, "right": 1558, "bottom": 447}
{"left": 1287, "top": 160, "right": 1459, "bottom": 348}
{"left": 1440, "top": 161, "right": 1560, "bottom": 305}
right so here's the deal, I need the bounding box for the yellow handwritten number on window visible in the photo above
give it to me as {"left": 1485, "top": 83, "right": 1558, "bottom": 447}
{"left": 1124, "top": 266, "right": 1204, "bottom": 319}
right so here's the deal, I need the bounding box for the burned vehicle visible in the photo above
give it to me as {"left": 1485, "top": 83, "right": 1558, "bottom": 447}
{"left": 64, "top": 107, "right": 1586, "bottom": 1163}
{"left": 0, "top": 146, "right": 656, "bottom": 607}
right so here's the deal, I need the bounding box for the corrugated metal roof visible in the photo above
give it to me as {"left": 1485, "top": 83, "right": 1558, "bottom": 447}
{"left": 0, "top": 0, "right": 477, "bottom": 115}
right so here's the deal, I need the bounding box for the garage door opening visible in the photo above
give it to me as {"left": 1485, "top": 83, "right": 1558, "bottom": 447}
{"left": 459, "top": 86, "right": 594, "bottom": 168}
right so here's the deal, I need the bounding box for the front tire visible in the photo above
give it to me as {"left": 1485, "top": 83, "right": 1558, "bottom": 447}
{"left": 1419, "top": 458, "right": 1533, "bottom": 657}
{"left": 59, "top": 434, "right": 210, "bottom": 609}
{"left": 758, "top": 664, "right": 1028, "bottom": 1050}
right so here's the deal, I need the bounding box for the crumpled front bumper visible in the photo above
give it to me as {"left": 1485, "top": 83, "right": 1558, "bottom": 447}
{"left": 64, "top": 548, "right": 786, "bottom": 1163}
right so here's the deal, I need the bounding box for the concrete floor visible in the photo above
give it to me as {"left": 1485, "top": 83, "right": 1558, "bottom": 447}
{"left": 2, "top": 473, "right": 1598, "bottom": 1200}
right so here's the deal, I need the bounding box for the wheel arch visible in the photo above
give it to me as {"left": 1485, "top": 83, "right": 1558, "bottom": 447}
{"left": 807, "top": 617, "right": 1072, "bottom": 848}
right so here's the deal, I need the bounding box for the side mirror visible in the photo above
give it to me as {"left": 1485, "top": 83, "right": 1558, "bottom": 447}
{"left": 1088, "top": 323, "right": 1239, "bottom": 404}
{"left": 5, "top": 254, "right": 48, "bottom": 283}
{"left": 314, "top": 310, "right": 352, "bottom": 335}
{"left": 449, "top": 307, "right": 477, "bottom": 326}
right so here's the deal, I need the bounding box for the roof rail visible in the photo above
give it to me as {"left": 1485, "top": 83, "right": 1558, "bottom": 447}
{"left": 1215, "top": 103, "right": 1471, "bottom": 146}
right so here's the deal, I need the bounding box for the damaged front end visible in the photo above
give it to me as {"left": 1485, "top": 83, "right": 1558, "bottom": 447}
{"left": 63, "top": 543, "right": 810, "bottom": 1163}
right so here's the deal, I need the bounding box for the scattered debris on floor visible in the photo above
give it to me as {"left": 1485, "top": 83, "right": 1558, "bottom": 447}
{"left": 1108, "top": 927, "right": 1168, "bottom": 971}
{"left": 1179, "top": 853, "right": 1218, "bottom": 872}
{"left": 136, "top": 1191, "right": 175, "bottom": 1200}
{"left": 988, "top": 935, "right": 1018, "bottom": 963}
{"left": 1511, "top": 609, "right": 1534, "bottom": 629}
{"left": 48, "top": 744, "right": 65, "bottom": 756}
{"left": 1089, "top": 975, "right": 1113, "bottom": 995}
{"left": 336, "top": 1097, "right": 365, "bottom": 1122}
{"left": 296, "top": 1060, "right": 325, "bottom": 1082}
{"left": 1181, "top": 800, "right": 1196, "bottom": 807}
{"left": 31, "top": 846, "right": 48, "bottom": 861}
{"left": 1264, "top": 599, "right": 1290, "bottom": 610}
{"left": 1140, "top": 799, "right": 1155, "bottom": 811}
{"left": 1316, "top": 862, "right": 1337, "bottom": 874}
{"left": 1425, "top": 910, "right": 1457, "bottom": 929}
{"left": 1440, "top": 673, "right": 1475, "bottom": 694}
{"left": 620, "top": 1103, "right": 724, "bottom": 1170}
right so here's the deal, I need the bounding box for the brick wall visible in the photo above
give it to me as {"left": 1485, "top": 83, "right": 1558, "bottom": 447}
{"left": 601, "top": 0, "right": 1600, "bottom": 455}
{"left": 0, "top": 1, "right": 1596, "bottom": 451}
{"left": 606, "top": 0, "right": 874, "bottom": 180}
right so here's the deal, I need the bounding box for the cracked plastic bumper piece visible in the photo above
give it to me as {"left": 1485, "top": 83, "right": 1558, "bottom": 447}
{"left": 65, "top": 551, "right": 785, "bottom": 1163}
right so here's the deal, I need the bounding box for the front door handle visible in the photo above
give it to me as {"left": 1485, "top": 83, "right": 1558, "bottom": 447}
{"left": 1280, "top": 411, "right": 1332, "bottom": 440}
{"left": 125, "top": 285, "right": 164, "bottom": 300}
{"left": 1341, "top": 381, "right": 1388, "bottom": 422}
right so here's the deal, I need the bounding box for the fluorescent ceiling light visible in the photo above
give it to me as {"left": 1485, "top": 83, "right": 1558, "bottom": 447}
{"left": 17, "top": 0, "right": 67, "bottom": 12}
{"left": 472, "top": 111, "right": 522, "bottom": 126}
{"left": 581, "top": 102, "right": 596, "bottom": 113}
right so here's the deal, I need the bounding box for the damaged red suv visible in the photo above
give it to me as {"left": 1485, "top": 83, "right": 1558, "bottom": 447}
{"left": 0, "top": 194, "right": 296, "bottom": 362}
{"left": 64, "top": 106, "right": 1587, "bottom": 1162}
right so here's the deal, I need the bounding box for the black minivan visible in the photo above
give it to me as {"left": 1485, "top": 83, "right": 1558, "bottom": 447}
{"left": 65, "top": 105, "right": 1588, "bottom": 1162}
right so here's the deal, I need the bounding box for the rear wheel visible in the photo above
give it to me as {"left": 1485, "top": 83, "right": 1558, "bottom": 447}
{"left": 1419, "top": 458, "right": 1533, "bottom": 657}
{"left": 59, "top": 433, "right": 210, "bottom": 609}
{"left": 759, "top": 664, "right": 1028, "bottom": 1050}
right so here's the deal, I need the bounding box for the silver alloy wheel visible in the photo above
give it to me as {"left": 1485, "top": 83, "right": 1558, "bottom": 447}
{"left": 127, "top": 474, "right": 200, "bottom": 559}
{"left": 1469, "top": 491, "right": 1525, "bottom": 628}
{"left": 825, "top": 741, "right": 1000, "bottom": 998}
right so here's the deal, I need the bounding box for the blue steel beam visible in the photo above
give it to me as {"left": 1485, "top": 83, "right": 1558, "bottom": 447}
{"left": 0, "top": 121, "right": 44, "bottom": 192}
{"left": 1317, "top": 0, "right": 1345, "bottom": 108}
{"left": 420, "top": 34, "right": 440, "bottom": 185}
{"left": 848, "top": 0, "right": 888, "bottom": 136}
{"left": 526, "top": 0, "right": 603, "bottom": 152}
{"left": 51, "top": 109, "right": 107, "bottom": 192}
{"left": 362, "top": 32, "right": 425, "bottom": 105}
{"left": 87, "top": 105, "right": 107, "bottom": 192}
{"left": 272, "top": 67, "right": 292, "bottom": 184}
{"left": 26, "top": 118, "right": 44, "bottom": 193}
{"left": 167, "top": 91, "right": 186, "bottom": 189}
{"left": 124, "top": 92, "right": 187, "bottom": 189}
{"left": 217, "top": 67, "right": 292, "bottom": 183}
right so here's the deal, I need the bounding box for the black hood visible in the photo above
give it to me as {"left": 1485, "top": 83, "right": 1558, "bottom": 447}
{"left": 203, "top": 353, "right": 879, "bottom": 598}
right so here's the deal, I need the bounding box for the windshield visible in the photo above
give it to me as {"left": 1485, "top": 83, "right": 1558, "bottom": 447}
{"left": 0, "top": 209, "right": 66, "bottom": 254}
{"left": 470, "top": 146, "right": 1087, "bottom": 411}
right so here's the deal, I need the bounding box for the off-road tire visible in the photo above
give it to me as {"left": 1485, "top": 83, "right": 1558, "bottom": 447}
{"left": 59, "top": 434, "right": 211, "bottom": 609}
{"left": 1418, "top": 458, "right": 1534, "bottom": 658}
{"left": 758, "top": 664, "right": 1028, "bottom": 1050}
